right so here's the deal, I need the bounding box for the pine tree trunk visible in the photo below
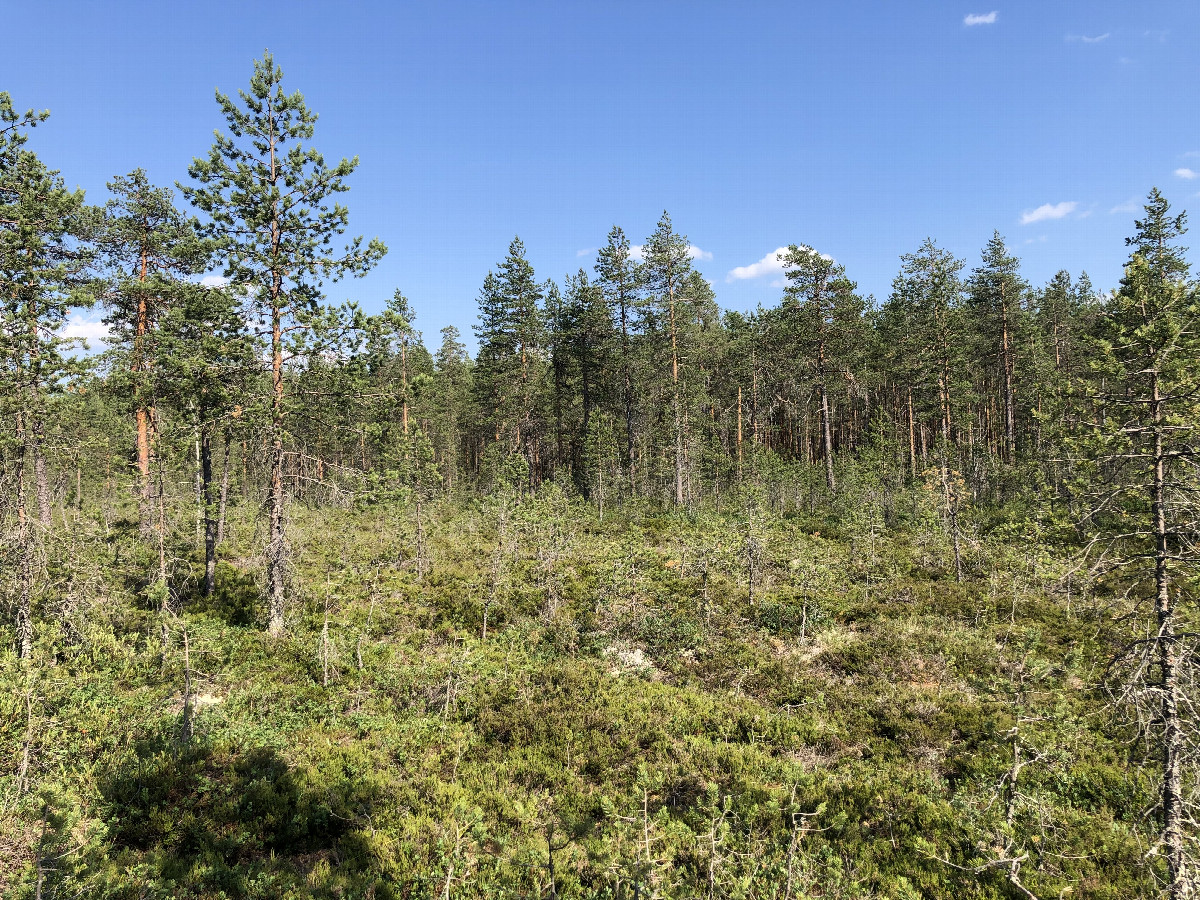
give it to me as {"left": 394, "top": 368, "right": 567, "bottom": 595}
{"left": 136, "top": 405, "right": 152, "bottom": 528}
{"left": 194, "top": 425, "right": 203, "bottom": 548}
{"left": 265, "top": 112, "right": 287, "bottom": 637}
{"left": 14, "top": 411, "right": 33, "bottom": 660}
{"left": 267, "top": 301, "right": 287, "bottom": 636}
{"left": 134, "top": 249, "right": 154, "bottom": 532}
{"left": 401, "top": 339, "right": 409, "bottom": 435}
{"left": 907, "top": 388, "right": 917, "bottom": 477}
{"left": 217, "top": 429, "right": 231, "bottom": 546}
{"left": 670, "top": 294, "right": 684, "bottom": 506}
{"left": 202, "top": 427, "right": 217, "bottom": 597}
{"left": 820, "top": 383, "right": 835, "bottom": 493}
{"left": 31, "top": 418, "right": 51, "bottom": 528}
{"left": 1152, "top": 373, "right": 1187, "bottom": 897}
{"left": 619, "top": 295, "right": 635, "bottom": 481}
{"left": 736, "top": 385, "right": 744, "bottom": 476}
{"left": 1000, "top": 285, "right": 1015, "bottom": 462}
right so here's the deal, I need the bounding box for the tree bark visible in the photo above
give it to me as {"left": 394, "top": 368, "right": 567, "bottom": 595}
{"left": 135, "top": 246, "right": 154, "bottom": 531}
{"left": 1000, "top": 281, "right": 1015, "bottom": 463}
{"left": 1151, "top": 371, "right": 1186, "bottom": 897}
{"left": 267, "top": 307, "right": 286, "bottom": 635}
{"left": 31, "top": 418, "right": 51, "bottom": 528}
{"left": 217, "top": 429, "right": 231, "bottom": 546}
{"left": 14, "top": 411, "right": 33, "bottom": 660}
{"left": 202, "top": 426, "right": 217, "bottom": 597}
{"left": 820, "top": 382, "right": 835, "bottom": 493}
{"left": 669, "top": 287, "right": 684, "bottom": 506}
{"left": 265, "top": 96, "right": 287, "bottom": 637}
{"left": 619, "top": 292, "right": 635, "bottom": 481}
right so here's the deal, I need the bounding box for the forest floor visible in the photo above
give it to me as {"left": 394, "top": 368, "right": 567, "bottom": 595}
{"left": 0, "top": 488, "right": 1152, "bottom": 898}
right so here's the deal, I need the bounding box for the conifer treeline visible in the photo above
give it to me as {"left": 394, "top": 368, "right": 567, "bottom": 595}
{"left": 441, "top": 219, "right": 1099, "bottom": 507}
{"left": 0, "top": 58, "right": 1183, "bottom": 629}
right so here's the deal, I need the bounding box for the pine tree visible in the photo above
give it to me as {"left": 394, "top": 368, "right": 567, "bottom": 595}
{"left": 968, "top": 232, "right": 1028, "bottom": 462}
{"left": 155, "top": 281, "right": 254, "bottom": 597}
{"left": 430, "top": 325, "right": 470, "bottom": 487}
{"left": 880, "top": 239, "right": 968, "bottom": 469}
{"left": 556, "top": 268, "right": 614, "bottom": 494}
{"left": 594, "top": 225, "right": 641, "bottom": 475}
{"left": 0, "top": 110, "right": 95, "bottom": 658}
{"left": 182, "top": 52, "right": 386, "bottom": 635}
{"left": 473, "top": 237, "right": 545, "bottom": 485}
{"left": 776, "top": 244, "right": 867, "bottom": 492}
{"left": 98, "top": 170, "right": 208, "bottom": 531}
{"left": 641, "top": 212, "right": 695, "bottom": 505}
{"left": 1075, "top": 190, "right": 1200, "bottom": 897}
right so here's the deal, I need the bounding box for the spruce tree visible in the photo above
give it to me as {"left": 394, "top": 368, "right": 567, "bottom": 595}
{"left": 182, "top": 52, "right": 386, "bottom": 635}
{"left": 473, "top": 237, "right": 545, "bottom": 485}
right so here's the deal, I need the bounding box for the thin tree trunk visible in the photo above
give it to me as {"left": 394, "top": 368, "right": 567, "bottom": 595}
{"left": 736, "top": 384, "right": 744, "bottom": 477}
{"left": 266, "top": 102, "right": 287, "bottom": 637}
{"left": 1000, "top": 283, "right": 1016, "bottom": 462}
{"left": 217, "top": 429, "right": 231, "bottom": 546}
{"left": 15, "top": 410, "right": 33, "bottom": 660}
{"left": 401, "top": 338, "right": 409, "bottom": 434}
{"left": 193, "top": 423, "right": 203, "bottom": 548}
{"left": 669, "top": 291, "right": 684, "bottom": 506}
{"left": 1152, "top": 372, "right": 1186, "bottom": 897}
{"left": 907, "top": 387, "right": 917, "bottom": 477}
{"left": 819, "top": 381, "right": 835, "bottom": 493}
{"left": 268, "top": 413, "right": 285, "bottom": 632}
{"left": 267, "top": 304, "right": 287, "bottom": 635}
{"left": 31, "top": 419, "right": 50, "bottom": 528}
{"left": 619, "top": 294, "right": 635, "bottom": 481}
{"left": 202, "top": 427, "right": 217, "bottom": 596}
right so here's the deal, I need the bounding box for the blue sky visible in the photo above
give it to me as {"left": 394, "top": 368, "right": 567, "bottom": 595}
{"left": 3, "top": 0, "right": 1198, "bottom": 349}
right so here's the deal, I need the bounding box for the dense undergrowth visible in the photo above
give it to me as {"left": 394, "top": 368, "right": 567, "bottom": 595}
{"left": 1, "top": 484, "right": 1151, "bottom": 898}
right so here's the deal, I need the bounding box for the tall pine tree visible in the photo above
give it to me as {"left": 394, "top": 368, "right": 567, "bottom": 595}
{"left": 182, "top": 52, "right": 386, "bottom": 635}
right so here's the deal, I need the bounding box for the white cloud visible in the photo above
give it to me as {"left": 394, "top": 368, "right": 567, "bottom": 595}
{"left": 727, "top": 247, "right": 790, "bottom": 282}
{"left": 1174, "top": 168, "right": 1198, "bottom": 180}
{"left": 1067, "top": 33, "right": 1109, "bottom": 43}
{"left": 59, "top": 313, "right": 110, "bottom": 348}
{"left": 200, "top": 274, "right": 230, "bottom": 288}
{"left": 727, "top": 246, "right": 834, "bottom": 283}
{"left": 964, "top": 11, "right": 997, "bottom": 26}
{"left": 1020, "top": 201, "right": 1077, "bottom": 225}
{"left": 1110, "top": 198, "right": 1139, "bottom": 215}
{"left": 575, "top": 248, "right": 595, "bottom": 258}
{"left": 628, "top": 244, "right": 711, "bottom": 262}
